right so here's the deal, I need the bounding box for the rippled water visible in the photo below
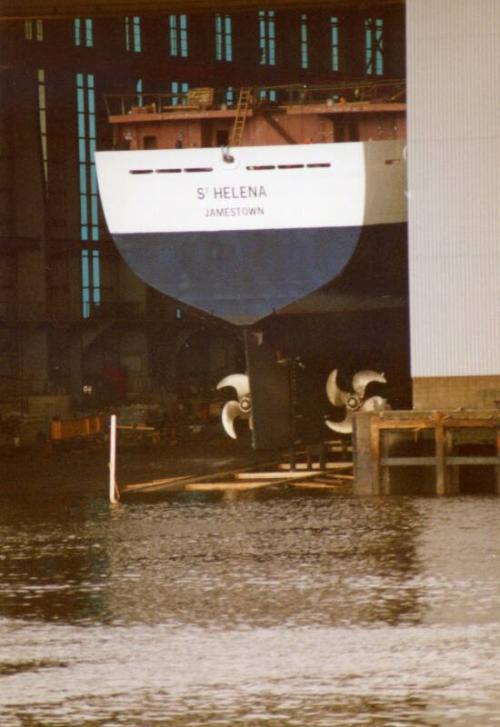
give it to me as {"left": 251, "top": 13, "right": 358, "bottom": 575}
{"left": 1, "top": 462, "right": 500, "bottom": 726}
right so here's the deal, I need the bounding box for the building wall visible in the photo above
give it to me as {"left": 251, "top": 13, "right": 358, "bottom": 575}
{"left": 413, "top": 376, "right": 500, "bottom": 411}
{"left": 407, "top": 0, "right": 500, "bottom": 388}
{"left": 0, "top": 8, "right": 406, "bottom": 407}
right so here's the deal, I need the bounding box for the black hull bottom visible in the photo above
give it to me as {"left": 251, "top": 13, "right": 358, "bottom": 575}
{"left": 113, "top": 223, "right": 406, "bottom": 324}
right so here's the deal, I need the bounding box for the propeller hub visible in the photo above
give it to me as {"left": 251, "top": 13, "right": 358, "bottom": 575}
{"left": 346, "top": 394, "right": 361, "bottom": 411}
{"left": 239, "top": 395, "right": 251, "bottom": 414}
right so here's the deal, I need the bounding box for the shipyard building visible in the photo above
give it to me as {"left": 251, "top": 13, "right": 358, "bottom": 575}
{"left": 0, "top": 0, "right": 498, "bottom": 447}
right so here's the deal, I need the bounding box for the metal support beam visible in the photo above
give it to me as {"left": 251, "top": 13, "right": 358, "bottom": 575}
{"left": 0, "top": 1, "right": 404, "bottom": 21}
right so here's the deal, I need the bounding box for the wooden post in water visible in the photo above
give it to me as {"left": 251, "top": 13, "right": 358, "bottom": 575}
{"left": 435, "top": 418, "right": 448, "bottom": 496}
{"left": 109, "top": 414, "right": 119, "bottom": 504}
{"left": 496, "top": 428, "right": 500, "bottom": 496}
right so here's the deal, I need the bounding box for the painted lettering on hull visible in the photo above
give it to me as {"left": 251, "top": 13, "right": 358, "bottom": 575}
{"left": 197, "top": 185, "right": 267, "bottom": 200}
{"left": 205, "top": 206, "right": 265, "bottom": 217}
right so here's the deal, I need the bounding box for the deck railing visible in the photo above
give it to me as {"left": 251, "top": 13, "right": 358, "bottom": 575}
{"left": 103, "top": 79, "right": 405, "bottom": 117}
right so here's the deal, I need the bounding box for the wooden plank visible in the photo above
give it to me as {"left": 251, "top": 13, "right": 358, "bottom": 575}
{"left": 236, "top": 471, "right": 312, "bottom": 480}
{"left": 288, "top": 481, "right": 348, "bottom": 490}
{"left": 237, "top": 470, "right": 325, "bottom": 481}
{"left": 312, "top": 474, "right": 354, "bottom": 482}
{"left": 122, "top": 458, "right": 281, "bottom": 494}
{"left": 376, "top": 419, "right": 437, "bottom": 431}
{"left": 124, "top": 478, "right": 194, "bottom": 494}
{"left": 186, "top": 470, "right": 324, "bottom": 492}
{"left": 441, "top": 419, "right": 499, "bottom": 429}
{"left": 381, "top": 456, "right": 437, "bottom": 466}
{"left": 447, "top": 456, "right": 500, "bottom": 465}
{"left": 381, "top": 456, "right": 498, "bottom": 467}
{"left": 123, "top": 473, "right": 200, "bottom": 492}
{"left": 377, "top": 417, "right": 499, "bottom": 430}
{"left": 277, "top": 462, "right": 352, "bottom": 471}
{"left": 185, "top": 481, "right": 273, "bottom": 492}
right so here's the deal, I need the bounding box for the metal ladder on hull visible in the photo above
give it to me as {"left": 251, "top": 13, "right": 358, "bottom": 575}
{"left": 229, "top": 87, "right": 252, "bottom": 147}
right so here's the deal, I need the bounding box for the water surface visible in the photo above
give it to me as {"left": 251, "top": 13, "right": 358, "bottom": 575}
{"left": 1, "top": 457, "right": 499, "bottom": 726}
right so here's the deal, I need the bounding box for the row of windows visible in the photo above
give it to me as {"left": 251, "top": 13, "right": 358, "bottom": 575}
{"left": 76, "top": 72, "right": 101, "bottom": 316}
{"left": 33, "top": 66, "right": 103, "bottom": 316}
{"left": 25, "top": 14, "right": 385, "bottom": 74}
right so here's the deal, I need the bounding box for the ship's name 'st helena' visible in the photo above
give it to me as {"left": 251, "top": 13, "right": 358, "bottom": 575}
{"left": 196, "top": 185, "right": 267, "bottom": 201}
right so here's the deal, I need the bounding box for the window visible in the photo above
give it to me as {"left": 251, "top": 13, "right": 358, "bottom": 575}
{"left": 225, "top": 87, "right": 235, "bottom": 106}
{"left": 365, "top": 17, "right": 384, "bottom": 75}
{"left": 169, "top": 14, "right": 188, "bottom": 57}
{"left": 75, "top": 18, "right": 94, "bottom": 47}
{"left": 136, "top": 78, "right": 143, "bottom": 107}
{"left": 259, "top": 10, "right": 275, "bottom": 66}
{"left": 76, "top": 73, "right": 99, "bottom": 243}
{"left": 215, "top": 14, "right": 232, "bottom": 62}
{"left": 300, "top": 14, "right": 308, "bottom": 69}
{"left": 25, "top": 19, "right": 43, "bottom": 41}
{"left": 37, "top": 69, "right": 48, "bottom": 186}
{"left": 330, "top": 16, "right": 340, "bottom": 72}
{"left": 259, "top": 88, "right": 277, "bottom": 102}
{"left": 81, "top": 250, "right": 101, "bottom": 319}
{"left": 171, "top": 81, "right": 189, "bottom": 105}
{"left": 125, "top": 16, "right": 142, "bottom": 52}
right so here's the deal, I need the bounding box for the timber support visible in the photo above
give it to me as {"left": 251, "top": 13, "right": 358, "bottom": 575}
{"left": 354, "top": 410, "right": 500, "bottom": 496}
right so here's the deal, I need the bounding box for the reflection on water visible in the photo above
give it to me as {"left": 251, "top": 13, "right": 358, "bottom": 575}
{"left": 1, "top": 484, "right": 500, "bottom": 726}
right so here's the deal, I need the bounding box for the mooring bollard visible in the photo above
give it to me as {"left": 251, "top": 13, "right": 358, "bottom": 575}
{"left": 109, "top": 414, "right": 119, "bottom": 504}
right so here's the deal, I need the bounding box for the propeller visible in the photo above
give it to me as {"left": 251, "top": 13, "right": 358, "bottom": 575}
{"left": 216, "top": 373, "right": 252, "bottom": 439}
{"left": 325, "top": 369, "right": 389, "bottom": 434}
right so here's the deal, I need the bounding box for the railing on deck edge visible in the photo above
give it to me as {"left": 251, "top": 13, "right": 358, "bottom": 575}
{"left": 103, "top": 79, "right": 406, "bottom": 117}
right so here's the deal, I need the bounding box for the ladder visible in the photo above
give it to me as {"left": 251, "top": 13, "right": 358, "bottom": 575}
{"left": 229, "top": 87, "right": 252, "bottom": 147}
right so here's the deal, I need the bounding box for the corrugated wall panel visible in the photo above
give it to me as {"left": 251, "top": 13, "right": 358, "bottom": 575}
{"left": 407, "top": 0, "right": 500, "bottom": 377}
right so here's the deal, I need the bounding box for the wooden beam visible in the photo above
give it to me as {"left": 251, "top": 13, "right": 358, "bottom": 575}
{"left": 370, "top": 415, "right": 381, "bottom": 495}
{"left": 278, "top": 461, "right": 353, "bottom": 471}
{"left": 184, "top": 481, "right": 274, "bottom": 492}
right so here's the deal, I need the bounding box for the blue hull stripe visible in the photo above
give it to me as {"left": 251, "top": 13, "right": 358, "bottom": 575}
{"left": 114, "top": 224, "right": 403, "bottom": 322}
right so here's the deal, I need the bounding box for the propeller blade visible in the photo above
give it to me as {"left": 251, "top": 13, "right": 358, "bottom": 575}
{"left": 352, "top": 370, "right": 387, "bottom": 398}
{"left": 216, "top": 373, "right": 250, "bottom": 399}
{"left": 360, "top": 395, "right": 390, "bottom": 413}
{"left": 325, "top": 369, "right": 348, "bottom": 407}
{"left": 325, "top": 410, "right": 354, "bottom": 434}
{"left": 220, "top": 400, "right": 242, "bottom": 439}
